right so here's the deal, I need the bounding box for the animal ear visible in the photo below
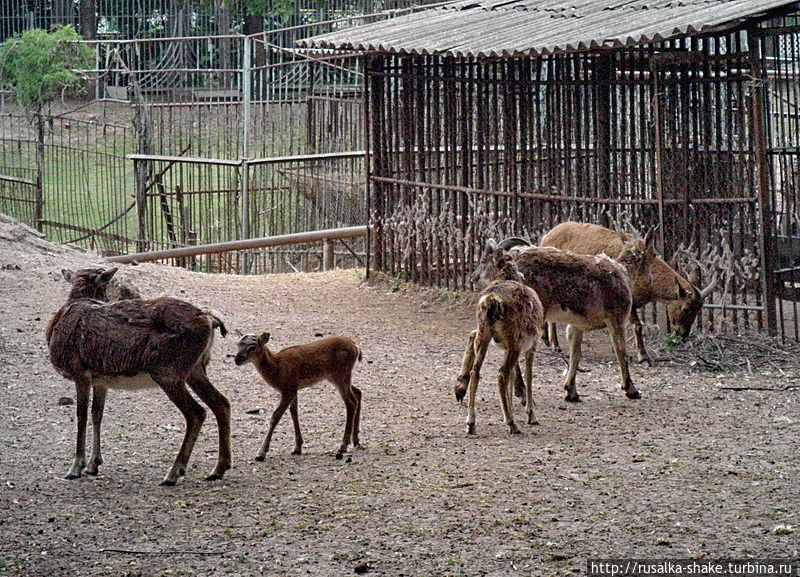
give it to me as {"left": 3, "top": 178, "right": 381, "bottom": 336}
{"left": 97, "top": 268, "right": 118, "bottom": 286}
{"left": 61, "top": 269, "right": 75, "bottom": 283}
{"left": 643, "top": 226, "right": 658, "bottom": 248}
{"left": 258, "top": 332, "right": 270, "bottom": 346}
{"left": 485, "top": 238, "right": 497, "bottom": 255}
{"left": 677, "top": 285, "right": 688, "bottom": 299}
{"left": 493, "top": 247, "right": 508, "bottom": 265}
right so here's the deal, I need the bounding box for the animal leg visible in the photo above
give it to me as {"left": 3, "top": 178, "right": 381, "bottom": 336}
{"left": 257, "top": 391, "right": 295, "bottom": 461}
{"left": 547, "top": 323, "right": 561, "bottom": 353}
{"left": 350, "top": 385, "right": 363, "bottom": 449}
{"left": 467, "top": 331, "right": 491, "bottom": 435}
{"left": 186, "top": 367, "right": 232, "bottom": 481}
{"left": 289, "top": 396, "right": 303, "bottom": 455}
{"left": 455, "top": 330, "right": 477, "bottom": 402}
{"left": 563, "top": 325, "right": 584, "bottom": 403}
{"left": 159, "top": 381, "right": 207, "bottom": 486}
{"left": 525, "top": 349, "right": 539, "bottom": 426}
{"left": 66, "top": 378, "right": 91, "bottom": 480}
{"left": 499, "top": 348, "right": 521, "bottom": 434}
{"left": 335, "top": 376, "right": 356, "bottom": 459}
{"left": 513, "top": 363, "right": 526, "bottom": 405}
{"left": 629, "top": 308, "right": 652, "bottom": 366}
{"left": 85, "top": 385, "right": 107, "bottom": 476}
{"left": 609, "top": 319, "right": 641, "bottom": 399}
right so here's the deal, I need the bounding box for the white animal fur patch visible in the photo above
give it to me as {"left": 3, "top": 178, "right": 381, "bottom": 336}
{"left": 93, "top": 373, "right": 159, "bottom": 391}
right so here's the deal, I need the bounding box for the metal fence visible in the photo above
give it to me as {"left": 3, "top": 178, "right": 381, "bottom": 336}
{"left": 0, "top": 3, "right": 443, "bottom": 268}
{"left": 364, "top": 15, "right": 800, "bottom": 341}
{"left": 129, "top": 150, "right": 365, "bottom": 273}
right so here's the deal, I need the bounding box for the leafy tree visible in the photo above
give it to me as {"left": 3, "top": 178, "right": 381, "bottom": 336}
{"left": 0, "top": 25, "right": 93, "bottom": 114}
{"left": 0, "top": 26, "right": 93, "bottom": 231}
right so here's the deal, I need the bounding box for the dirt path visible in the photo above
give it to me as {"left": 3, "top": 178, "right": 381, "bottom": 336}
{"left": 0, "top": 216, "right": 797, "bottom": 576}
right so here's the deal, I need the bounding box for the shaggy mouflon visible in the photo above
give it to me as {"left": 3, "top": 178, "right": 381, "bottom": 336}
{"left": 456, "top": 249, "right": 544, "bottom": 435}
{"left": 46, "top": 267, "right": 230, "bottom": 486}
{"left": 540, "top": 222, "right": 716, "bottom": 364}
{"left": 471, "top": 232, "right": 657, "bottom": 402}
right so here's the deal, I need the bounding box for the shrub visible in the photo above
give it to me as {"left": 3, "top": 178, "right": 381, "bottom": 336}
{"left": 0, "top": 26, "right": 93, "bottom": 113}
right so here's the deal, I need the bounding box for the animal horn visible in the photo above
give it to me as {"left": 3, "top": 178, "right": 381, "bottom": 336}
{"left": 700, "top": 270, "right": 720, "bottom": 298}
{"left": 495, "top": 237, "right": 531, "bottom": 251}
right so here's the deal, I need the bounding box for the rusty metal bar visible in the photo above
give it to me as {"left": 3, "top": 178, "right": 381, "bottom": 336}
{"left": 107, "top": 226, "right": 368, "bottom": 264}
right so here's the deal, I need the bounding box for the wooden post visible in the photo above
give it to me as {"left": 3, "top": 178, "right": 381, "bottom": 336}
{"left": 34, "top": 113, "right": 44, "bottom": 232}
{"left": 134, "top": 158, "right": 148, "bottom": 253}
{"left": 749, "top": 51, "right": 778, "bottom": 334}
{"left": 595, "top": 53, "right": 612, "bottom": 204}
{"left": 650, "top": 61, "right": 667, "bottom": 258}
{"left": 323, "top": 238, "right": 335, "bottom": 270}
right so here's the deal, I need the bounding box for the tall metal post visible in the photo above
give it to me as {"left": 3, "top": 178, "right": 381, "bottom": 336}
{"left": 240, "top": 159, "right": 251, "bottom": 273}
{"left": 240, "top": 36, "right": 253, "bottom": 273}
{"left": 242, "top": 36, "right": 251, "bottom": 159}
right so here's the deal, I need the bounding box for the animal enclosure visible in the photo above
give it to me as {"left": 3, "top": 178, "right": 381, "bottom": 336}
{"left": 309, "top": 3, "right": 800, "bottom": 340}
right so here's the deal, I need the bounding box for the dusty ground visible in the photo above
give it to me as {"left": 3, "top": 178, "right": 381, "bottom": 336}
{"left": 0, "top": 215, "right": 798, "bottom": 577}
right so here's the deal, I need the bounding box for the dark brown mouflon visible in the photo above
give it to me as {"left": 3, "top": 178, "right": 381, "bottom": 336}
{"left": 46, "top": 267, "right": 231, "bottom": 486}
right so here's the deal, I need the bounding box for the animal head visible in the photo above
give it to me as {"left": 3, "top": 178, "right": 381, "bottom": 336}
{"left": 666, "top": 267, "right": 717, "bottom": 338}
{"left": 615, "top": 228, "right": 658, "bottom": 283}
{"left": 470, "top": 237, "right": 530, "bottom": 290}
{"left": 62, "top": 267, "right": 118, "bottom": 301}
{"left": 667, "top": 285, "right": 703, "bottom": 338}
{"left": 234, "top": 332, "right": 270, "bottom": 365}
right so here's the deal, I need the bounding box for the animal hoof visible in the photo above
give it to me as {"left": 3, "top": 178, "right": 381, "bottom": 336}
{"left": 335, "top": 452, "right": 344, "bottom": 460}
{"left": 509, "top": 426, "right": 522, "bottom": 435}
{"left": 84, "top": 468, "right": 98, "bottom": 476}
{"left": 639, "top": 358, "right": 653, "bottom": 367}
{"left": 291, "top": 449, "right": 302, "bottom": 455}
{"left": 255, "top": 455, "right": 266, "bottom": 462}
{"left": 159, "top": 479, "right": 177, "bottom": 487}
{"left": 565, "top": 394, "right": 582, "bottom": 403}
{"left": 528, "top": 418, "right": 540, "bottom": 426}
{"left": 626, "top": 390, "right": 642, "bottom": 400}
{"left": 354, "top": 444, "right": 365, "bottom": 451}
{"left": 467, "top": 423, "right": 476, "bottom": 435}
{"left": 454, "top": 387, "right": 467, "bottom": 403}
{"left": 64, "top": 472, "right": 81, "bottom": 480}
{"left": 204, "top": 473, "right": 223, "bottom": 481}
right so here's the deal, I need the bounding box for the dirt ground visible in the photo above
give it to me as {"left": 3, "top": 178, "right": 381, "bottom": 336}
{"left": 0, "top": 215, "right": 798, "bottom": 577}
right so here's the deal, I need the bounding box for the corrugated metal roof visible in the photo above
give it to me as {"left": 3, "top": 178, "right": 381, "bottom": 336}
{"left": 298, "top": 0, "right": 800, "bottom": 56}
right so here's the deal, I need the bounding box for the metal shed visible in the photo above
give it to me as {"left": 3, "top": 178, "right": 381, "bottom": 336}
{"left": 303, "top": 0, "right": 800, "bottom": 340}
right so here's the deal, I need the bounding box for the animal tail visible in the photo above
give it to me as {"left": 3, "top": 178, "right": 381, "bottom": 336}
{"left": 203, "top": 309, "right": 228, "bottom": 337}
{"left": 478, "top": 293, "right": 504, "bottom": 325}
{"left": 356, "top": 345, "right": 363, "bottom": 362}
